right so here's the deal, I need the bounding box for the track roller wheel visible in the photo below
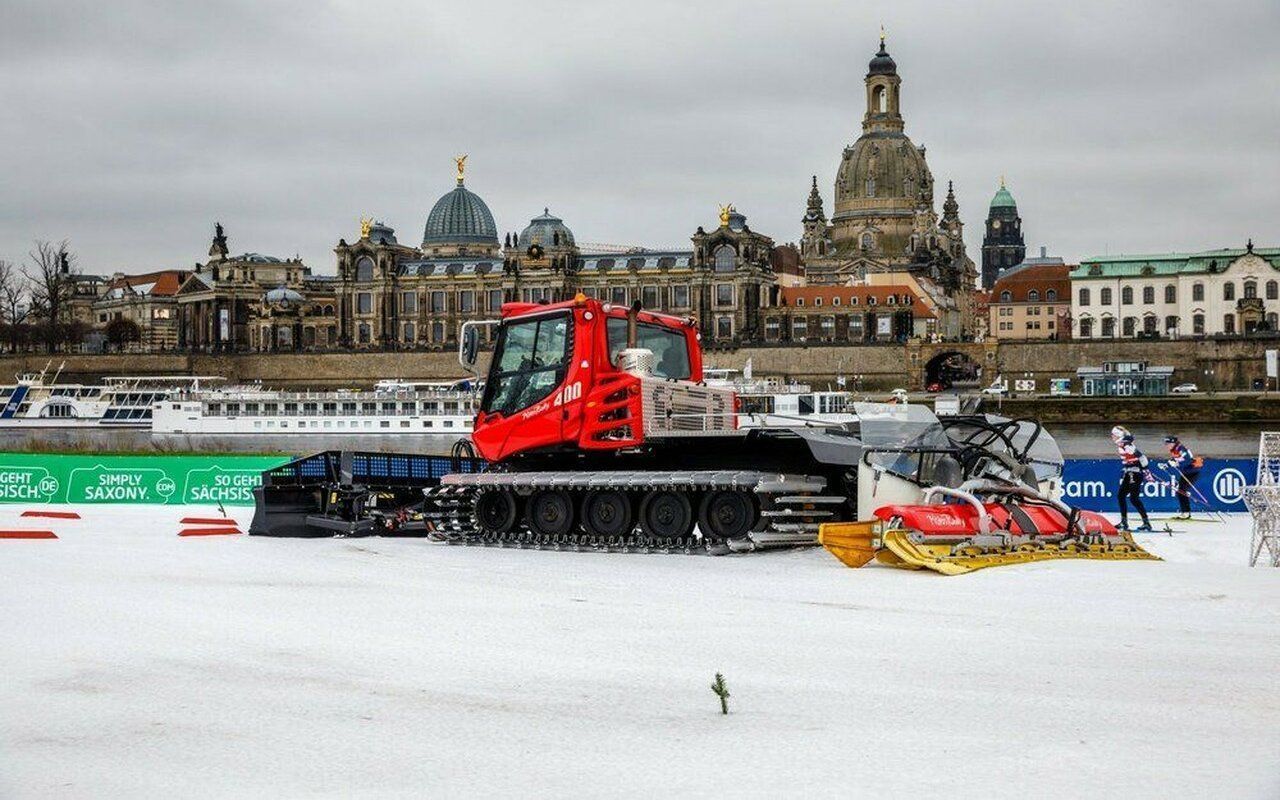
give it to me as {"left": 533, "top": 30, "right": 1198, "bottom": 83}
{"left": 526, "top": 490, "right": 575, "bottom": 537}
{"left": 474, "top": 490, "right": 519, "bottom": 535}
{"left": 639, "top": 490, "right": 695, "bottom": 540}
{"left": 698, "top": 490, "right": 757, "bottom": 542}
{"left": 581, "top": 491, "right": 633, "bottom": 538}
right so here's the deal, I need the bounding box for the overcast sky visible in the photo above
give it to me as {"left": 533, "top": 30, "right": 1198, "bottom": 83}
{"left": 2, "top": 0, "right": 1277, "bottom": 276}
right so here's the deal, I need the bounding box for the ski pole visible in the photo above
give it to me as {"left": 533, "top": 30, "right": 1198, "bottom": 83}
{"left": 1161, "top": 463, "right": 1226, "bottom": 522}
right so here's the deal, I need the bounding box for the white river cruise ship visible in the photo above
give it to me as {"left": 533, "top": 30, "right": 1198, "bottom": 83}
{"left": 151, "top": 379, "right": 478, "bottom": 436}
{"left": 0, "top": 364, "right": 220, "bottom": 429}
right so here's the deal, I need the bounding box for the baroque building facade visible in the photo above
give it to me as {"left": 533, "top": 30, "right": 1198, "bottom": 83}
{"left": 1070, "top": 242, "right": 1280, "bottom": 339}
{"left": 799, "top": 36, "right": 977, "bottom": 339}
{"left": 174, "top": 224, "right": 337, "bottom": 352}
{"left": 333, "top": 161, "right": 779, "bottom": 350}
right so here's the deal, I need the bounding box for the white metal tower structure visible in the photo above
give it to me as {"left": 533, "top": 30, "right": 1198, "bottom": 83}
{"left": 1243, "top": 431, "right": 1280, "bottom": 567}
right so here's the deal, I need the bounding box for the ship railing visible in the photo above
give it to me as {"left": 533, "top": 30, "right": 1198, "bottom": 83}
{"left": 170, "top": 387, "right": 474, "bottom": 404}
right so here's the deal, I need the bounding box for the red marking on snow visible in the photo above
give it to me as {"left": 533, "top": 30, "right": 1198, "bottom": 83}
{"left": 21, "top": 510, "right": 81, "bottom": 520}
{"left": 178, "top": 527, "right": 242, "bottom": 537}
{"left": 180, "top": 517, "right": 233, "bottom": 525}
{"left": 0, "top": 530, "right": 58, "bottom": 539}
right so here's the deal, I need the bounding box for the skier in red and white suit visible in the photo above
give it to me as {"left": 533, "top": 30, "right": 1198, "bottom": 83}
{"left": 1110, "top": 426, "right": 1153, "bottom": 532}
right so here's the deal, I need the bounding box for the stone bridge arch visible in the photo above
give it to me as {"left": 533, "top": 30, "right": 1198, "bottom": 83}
{"left": 908, "top": 341, "right": 998, "bottom": 390}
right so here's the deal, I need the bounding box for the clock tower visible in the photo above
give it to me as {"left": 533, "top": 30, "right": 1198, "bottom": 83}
{"left": 980, "top": 177, "right": 1025, "bottom": 288}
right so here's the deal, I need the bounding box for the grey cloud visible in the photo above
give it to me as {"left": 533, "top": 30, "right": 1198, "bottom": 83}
{"left": 1, "top": 0, "right": 1276, "bottom": 275}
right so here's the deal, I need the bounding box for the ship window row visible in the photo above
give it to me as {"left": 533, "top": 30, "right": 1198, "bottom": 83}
{"left": 205, "top": 401, "right": 465, "bottom": 416}
{"left": 107, "top": 392, "right": 163, "bottom": 406}
{"left": 246, "top": 419, "right": 460, "bottom": 430}
{"left": 48, "top": 388, "right": 103, "bottom": 398}
{"left": 103, "top": 408, "right": 152, "bottom": 420}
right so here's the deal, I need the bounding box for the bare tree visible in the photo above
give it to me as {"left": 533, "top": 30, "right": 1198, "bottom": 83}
{"left": 25, "top": 240, "right": 78, "bottom": 353}
{"left": 0, "top": 259, "right": 28, "bottom": 353}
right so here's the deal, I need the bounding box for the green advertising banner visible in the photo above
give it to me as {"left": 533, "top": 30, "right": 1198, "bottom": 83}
{"left": 0, "top": 453, "right": 291, "bottom": 506}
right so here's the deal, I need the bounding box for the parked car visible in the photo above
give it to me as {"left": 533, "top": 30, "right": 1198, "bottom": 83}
{"left": 980, "top": 382, "right": 1007, "bottom": 396}
{"left": 1171, "top": 383, "right": 1199, "bottom": 394}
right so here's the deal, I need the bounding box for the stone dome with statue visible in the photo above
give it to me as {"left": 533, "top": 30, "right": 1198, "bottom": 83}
{"left": 421, "top": 155, "right": 500, "bottom": 257}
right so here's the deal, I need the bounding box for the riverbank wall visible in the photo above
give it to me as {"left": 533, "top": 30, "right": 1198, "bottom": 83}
{"left": 2, "top": 337, "right": 1265, "bottom": 388}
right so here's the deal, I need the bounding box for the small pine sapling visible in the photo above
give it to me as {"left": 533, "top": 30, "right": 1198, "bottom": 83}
{"left": 711, "top": 672, "right": 730, "bottom": 715}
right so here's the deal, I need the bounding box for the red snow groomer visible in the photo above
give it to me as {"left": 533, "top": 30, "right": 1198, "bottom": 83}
{"left": 426, "top": 294, "right": 852, "bottom": 552}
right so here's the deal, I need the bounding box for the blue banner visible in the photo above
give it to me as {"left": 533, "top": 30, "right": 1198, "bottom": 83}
{"left": 1060, "top": 458, "right": 1251, "bottom": 513}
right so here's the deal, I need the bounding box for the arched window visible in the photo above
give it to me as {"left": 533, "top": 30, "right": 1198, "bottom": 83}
{"left": 1046, "top": 289, "right": 1057, "bottom": 302}
{"left": 1193, "top": 314, "right": 1205, "bottom": 335}
{"left": 865, "top": 174, "right": 876, "bottom": 198}
{"left": 1244, "top": 281, "right": 1258, "bottom": 300}
{"left": 1224, "top": 282, "right": 1235, "bottom": 301}
{"left": 1122, "top": 317, "right": 1136, "bottom": 337}
{"left": 1142, "top": 286, "right": 1154, "bottom": 304}
{"left": 1268, "top": 280, "right": 1279, "bottom": 300}
{"left": 1192, "top": 282, "right": 1204, "bottom": 302}
{"left": 1100, "top": 287, "right": 1113, "bottom": 305}
{"left": 1028, "top": 290, "right": 1040, "bottom": 302}
{"left": 1143, "top": 315, "right": 1157, "bottom": 334}
{"left": 1121, "top": 286, "right": 1133, "bottom": 305}
{"left": 1079, "top": 317, "right": 1093, "bottom": 337}
{"left": 357, "top": 322, "right": 371, "bottom": 344}
{"left": 873, "top": 85, "right": 886, "bottom": 113}
{"left": 1268, "top": 312, "right": 1278, "bottom": 330}
{"left": 403, "top": 322, "right": 415, "bottom": 342}
{"left": 1164, "top": 315, "right": 1178, "bottom": 334}
{"left": 868, "top": 296, "right": 878, "bottom": 306}
{"left": 1101, "top": 317, "right": 1115, "bottom": 337}
{"left": 355, "top": 256, "right": 375, "bottom": 283}
{"left": 1079, "top": 287, "right": 1090, "bottom": 306}
{"left": 1164, "top": 285, "right": 1176, "bottom": 303}
{"left": 1224, "top": 314, "right": 1235, "bottom": 334}
{"left": 1000, "top": 290, "right": 1012, "bottom": 302}
{"left": 861, "top": 232, "right": 875, "bottom": 251}
{"left": 713, "top": 245, "right": 735, "bottom": 273}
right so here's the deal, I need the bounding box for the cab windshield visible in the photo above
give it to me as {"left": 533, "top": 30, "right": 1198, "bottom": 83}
{"left": 482, "top": 312, "right": 572, "bottom": 415}
{"left": 606, "top": 317, "right": 691, "bottom": 380}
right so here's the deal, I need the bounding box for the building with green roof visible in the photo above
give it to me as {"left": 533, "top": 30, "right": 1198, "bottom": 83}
{"left": 980, "top": 178, "right": 1025, "bottom": 288}
{"left": 1070, "top": 242, "right": 1280, "bottom": 339}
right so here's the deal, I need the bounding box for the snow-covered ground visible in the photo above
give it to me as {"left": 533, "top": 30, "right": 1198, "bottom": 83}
{"left": 1, "top": 505, "right": 1277, "bottom": 799}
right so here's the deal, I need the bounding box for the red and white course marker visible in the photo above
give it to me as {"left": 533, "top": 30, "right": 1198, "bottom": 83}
{"left": 21, "top": 510, "right": 81, "bottom": 520}
{"left": 0, "top": 530, "right": 58, "bottom": 539}
{"left": 178, "top": 527, "right": 242, "bottom": 537}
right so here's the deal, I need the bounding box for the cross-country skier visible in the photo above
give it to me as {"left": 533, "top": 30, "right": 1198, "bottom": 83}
{"left": 1110, "top": 426, "right": 1152, "bottom": 531}
{"left": 1162, "top": 435, "right": 1204, "bottom": 520}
